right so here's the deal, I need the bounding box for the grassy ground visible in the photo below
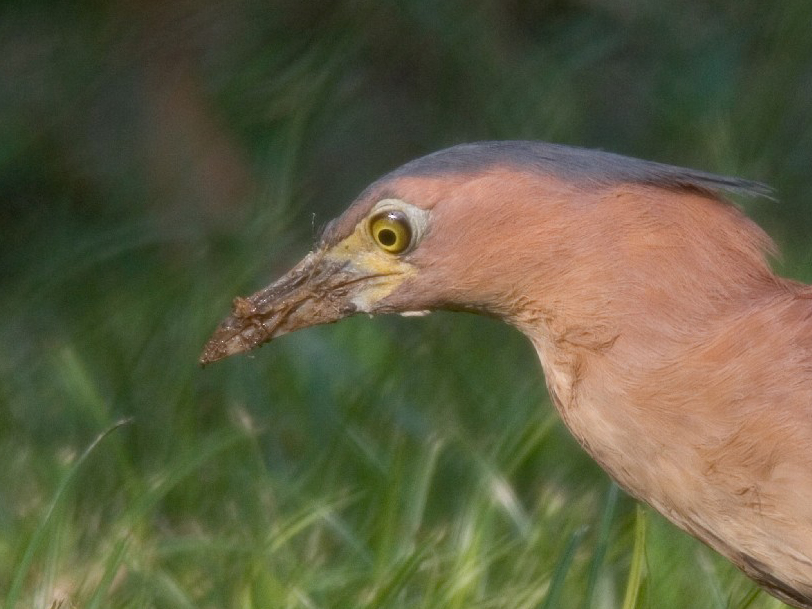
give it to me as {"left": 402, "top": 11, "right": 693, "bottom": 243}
{"left": 1, "top": 1, "right": 811, "bottom": 608}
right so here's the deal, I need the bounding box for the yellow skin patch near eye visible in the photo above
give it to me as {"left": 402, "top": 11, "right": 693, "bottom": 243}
{"left": 322, "top": 221, "right": 414, "bottom": 312}
{"left": 321, "top": 199, "right": 430, "bottom": 313}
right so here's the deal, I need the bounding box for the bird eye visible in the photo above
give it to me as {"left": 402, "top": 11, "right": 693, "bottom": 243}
{"left": 369, "top": 210, "right": 412, "bottom": 254}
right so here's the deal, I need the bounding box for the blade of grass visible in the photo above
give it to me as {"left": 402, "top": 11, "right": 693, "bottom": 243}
{"left": 5, "top": 418, "right": 133, "bottom": 609}
{"left": 583, "top": 482, "right": 619, "bottom": 609}
{"left": 736, "top": 586, "right": 764, "bottom": 609}
{"left": 405, "top": 436, "right": 444, "bottom": 540}
{"left": 126, "top": 569, "right": 199, "bottom": 609}
{"left": 540, "top": 526, "right": 587, "bottom": 609}
{"left": 621, "top": 504, "right": 648, "bottom": 609}
{"left": 84, "top": 536, "right": 130, "bottom": 609}
{"left": 363, "top": 543, "right": 432, "bottom": 607}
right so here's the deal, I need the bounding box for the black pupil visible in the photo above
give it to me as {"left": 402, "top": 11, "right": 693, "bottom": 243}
{"left": 378, "top": 228, "right": 397, "bottom": 246}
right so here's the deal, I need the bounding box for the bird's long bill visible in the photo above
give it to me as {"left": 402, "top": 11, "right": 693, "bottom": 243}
{"left": 200, "top": 251, "right": 361, "bottom": 365}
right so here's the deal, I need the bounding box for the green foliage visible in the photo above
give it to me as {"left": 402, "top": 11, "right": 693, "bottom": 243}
{"left": 1, "top": 1, "right": 810, "bottom": 607}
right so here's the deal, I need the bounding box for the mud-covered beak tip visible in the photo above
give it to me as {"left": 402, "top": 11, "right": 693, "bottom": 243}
{"left": 198, "top": 296, "right": 266, "bottom": 367}
{"left": 199, "top": 251, "right": 365, "bottom": 366}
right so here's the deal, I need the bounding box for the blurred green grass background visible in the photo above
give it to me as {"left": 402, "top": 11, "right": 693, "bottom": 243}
{"left": 1, "top": 1, "right": 810, "bottom": 607}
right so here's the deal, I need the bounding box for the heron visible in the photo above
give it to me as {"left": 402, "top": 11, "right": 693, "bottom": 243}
{"left": 202, "top": 141, "right": 812, "bottom": 608}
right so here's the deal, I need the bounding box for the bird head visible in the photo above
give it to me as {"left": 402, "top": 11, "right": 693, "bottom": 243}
{"left": 200, "top": 141, "right": 772, "bottom": 365}
{"left": 199, "top": 163, "right": 539, "bottom": 364}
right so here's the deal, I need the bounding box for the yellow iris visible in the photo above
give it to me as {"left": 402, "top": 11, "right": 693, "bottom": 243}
{"left": 369, "top": 210, "right": 412, "bottom": 254}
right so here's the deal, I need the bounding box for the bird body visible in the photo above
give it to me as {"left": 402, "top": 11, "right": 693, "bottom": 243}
{"left": 202, "top": 141, "right": 812, "bottom": 607}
